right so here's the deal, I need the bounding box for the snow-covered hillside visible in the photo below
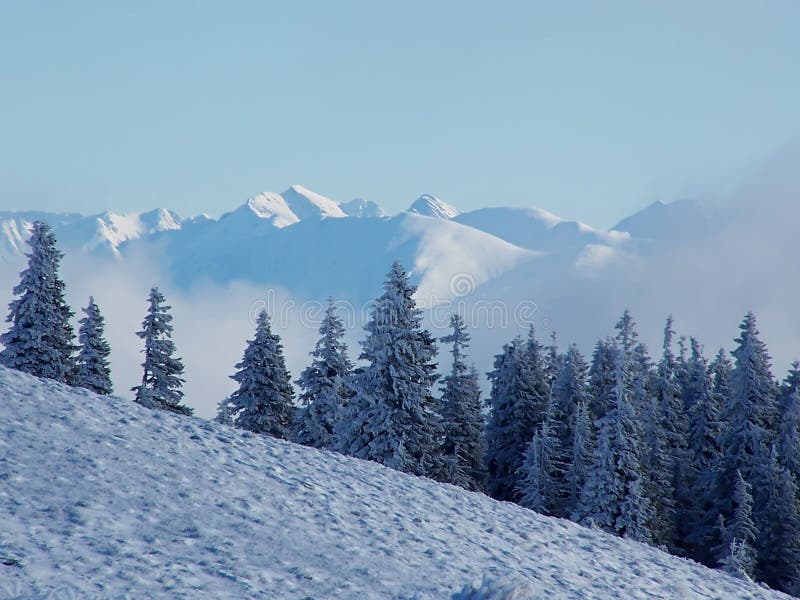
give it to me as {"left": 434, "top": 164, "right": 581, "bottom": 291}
{"left": 0, "top": 367, "right": 783, "bottom": 599}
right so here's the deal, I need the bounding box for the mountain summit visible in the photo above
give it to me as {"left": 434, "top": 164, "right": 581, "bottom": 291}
{"left": 407, "top": 194, "right": 461, "bottom": 219}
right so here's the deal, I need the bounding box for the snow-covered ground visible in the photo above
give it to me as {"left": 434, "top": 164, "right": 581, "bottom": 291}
{"left": 0, "top": 367, "right": 785, "bottom": 599}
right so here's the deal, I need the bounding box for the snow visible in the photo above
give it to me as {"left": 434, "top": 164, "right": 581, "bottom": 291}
{"left": 240, "top": 193, "right": 301, "bottom": 228}
{"left": 281, "top": 184, "right": 347, "bottom": 220}
{"left": 407, "top": 194, "right": 461, "bottom": 219}
{"left": 0, "top": 366, "right": 784, "bottom": 599}
{"left": 454, "top": 207, "right": 629, "bottom": 252}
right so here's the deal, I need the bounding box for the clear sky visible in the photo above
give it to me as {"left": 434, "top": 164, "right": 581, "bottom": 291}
{"left": 1, "top": 1, "right": 798, "bottom": 228}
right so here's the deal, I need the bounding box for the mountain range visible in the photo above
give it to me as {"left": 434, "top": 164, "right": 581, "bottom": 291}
{"left": 2, "top": 182, "right": 795, "bottom": 420}
{"left": 0, "top": 184, "right": 665, "bottom": 302}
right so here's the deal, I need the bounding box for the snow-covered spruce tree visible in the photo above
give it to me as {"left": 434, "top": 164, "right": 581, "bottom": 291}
{"left": 524, "top": 325, "right": 552, "bottom": 421}
{"left": 708, "top": 313, "right": 775, "bottom": 562}
{"left": 132, "top": 287, "right": 192, "bottom": 415}
{"left": 224, "top": 310, "right": 294, "bottom": 439}
{"left": 548, "top": 343, "right": 590, "bottom": 517}
{"left": 777, "top": 362, "right": 800, "bottom": 481}
{"left": 588, "top": 337, "right": 616, "bottom": 420}
{"left": 544, "top": 330, "right": 562, "bottom": 388}
{"left": 484, "top": 328, "right": 550, "bottom": 502}
{"left": 337, "top": 261, "right": 441, "bottom": 478}
{"left": 294, "top": 299, "right": 354, "bottom": 450}
{"left": 640, "top": 317, "right": 684, "bottom": 550}
{"left": 716, "top": 469, "right": 757, "bottom": 580}
{"left": 575, "top": 344, "right": 652, "bottom": 543}
{"left": 682, "top": 338, "right": 723, "bottom": 561}
{"left": 439, "top": 315, "right": 486, "bottom": 491}
{"left": 74, "top": 297, "right": 112, "bottom": 395}
{"left": 755, "top": 446, "right": 800, "bottom": 595}
{"left": 0, "top": 221, "right": 77, "bottom": 383}
{"left": 517, "top": 420, "right": 559, "bottom": 513}
{"left": 566, "top": 400, "right": 593, "bottom": 516}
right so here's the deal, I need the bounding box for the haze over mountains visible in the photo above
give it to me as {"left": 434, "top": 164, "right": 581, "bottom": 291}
{"left": 1, "top": 166, "right": 798, "bottom": 418}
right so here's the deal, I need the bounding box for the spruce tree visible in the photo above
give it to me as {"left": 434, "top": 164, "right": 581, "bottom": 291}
{"left": 517, "top": 420, "right": 558, "bottom": 514}
{"left": 484, "top": 332, "right": 548, "bottom": 502}
{"left": 132, "top": 287, "right": 191, "bottom": 415}
{"left": 716, "top": 470, "right": 757, "bottom": 580}
{"left": 439, "top": 315, "right": 486, "bottom": 491}
{"left": 224, "top": 310, "right": 294, "bottom": 439}
{"left": 710, "top": 313, "right": 775, "bottom": 561}
{"left": 337, "top": 261, "right": 441, "bottom": 477}
{"left": 566, "top": 400, "right": 593, "bottom": 517}
{"left": 683, "top": 338, "right": 722, "bottom": 560}
{"left": 294, "top": 299, "right": 354, "bottom": 449}
{"left": 576, "top": 344, "right": 652, "bottom": 543}
{"left": 755, "top": 446, "right": 800, "bottom": 595}
{"left": 588, "top": 338, "right": 616, "bottom": 420}
{"left": 777, "top": 362, "right": 800, "bottom": 481}
{"left": 0, "top": 221, "right": 76, "bottom": 383}
{"left": 643, "top": 317, "right": 684, "bottom": 550}
{"left": 548, "top": 343, "right": 590, "bottom": 517}
{"left": 74, "top": 297, "right": 112, "bottom": 395}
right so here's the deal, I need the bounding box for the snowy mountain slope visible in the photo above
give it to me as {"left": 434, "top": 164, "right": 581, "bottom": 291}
{"left": 611, "top": 199, "right": 711, "bottom": 245}
{"left": 0, "top": 367, "right": 782, "bottom": 599}
{"left": 0, "top": 208, "right": 184, "bottom": 261}
{"left": 148, "top": 211, "right": 535, "bottom": 302}
{"left": 454, "top": 207, "right": 629, "bottom": 253}
{"left": 407, "top": 194, "right": 461, "bottom": 219}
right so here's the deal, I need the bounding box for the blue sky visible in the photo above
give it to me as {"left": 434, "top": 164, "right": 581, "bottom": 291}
{"left": 1, "top": 1, "right": 798, "bottom": 228}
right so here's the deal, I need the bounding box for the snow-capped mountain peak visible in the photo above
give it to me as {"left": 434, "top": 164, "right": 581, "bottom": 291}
{"left": 407, "top": 194, "right": 460, "bottom": 219}
{"left": 281, "top": 184, "right": 347, "bottom": 221}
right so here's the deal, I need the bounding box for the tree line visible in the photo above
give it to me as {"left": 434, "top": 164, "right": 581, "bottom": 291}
{"left": 2, "top": 221, "right": 799, "bottom": 596}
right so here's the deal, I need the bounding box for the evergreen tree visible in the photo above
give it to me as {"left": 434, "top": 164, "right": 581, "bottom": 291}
{"left": 132, "top": 287, "right": 191, "bottom": 415}
{"left": 294, "top": 299, "right": 354, "bottom": 449}
{"left": 642, "top": 317, "right": 685, "bottom": 550}
{"left": 588, "top": 338, "right": 616, "bottom": 420}
{"left": 215, "top": 396, "right": 237, "bottom": 426}
{"left": 549, "top": 343, "right": 590, "bottom": 516}
{"left": 710, "top": 313, "right": 775, "bottom": 560}
{"left": 576, "top": 344, "right": 652, "bottom": 543}
{"left": 755, "top": 446, "right": 800, "bottom": 595}
{"left": 517, "top": 420, "right": 558, "bottom": 513}
{"left": 683, "top": 338, "right": 722, "bottom": 560}
{"left": 337, "top": 261, "right": 441, "bottom": 477}
{"left": 484, "top": 330, "right": 549, "bottom": 502}
{"left": 74, "top": 297, "right": 112, "bottom": 395}
{"left": 566, "top": 400, "right": 593, "bottom": 516}
{"left": 0, "top": 221, "right": 77, "bottom": 383}
{"left": 224, "top": 310, "right": 294, "bottom": 439}
{"left": 439, "top": 315, "right": 486, "bottom": 491}
{"left": 777, "top": 362, "right": 800, "bottom": 481}
{"left": 716, "top": 470, "right": 757, "bottom": 580}
{"left": 709, "top": 348, "right": 733, "bottom": 409}
{"left": 524, "top": 325, "right": 552, "bottom": 422}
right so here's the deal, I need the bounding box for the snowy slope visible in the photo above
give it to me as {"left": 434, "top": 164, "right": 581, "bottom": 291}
{"left": 455, "top": 207, "right": 629, "bottom": 253}
{"left": 149, "top": 211, "right": 535, "bottom": 302}
{"left": 0, "top": 367, "right": 783, "bottom": 599}
{"left": 0, "top": 208, "right": 183, "bottom": 260}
